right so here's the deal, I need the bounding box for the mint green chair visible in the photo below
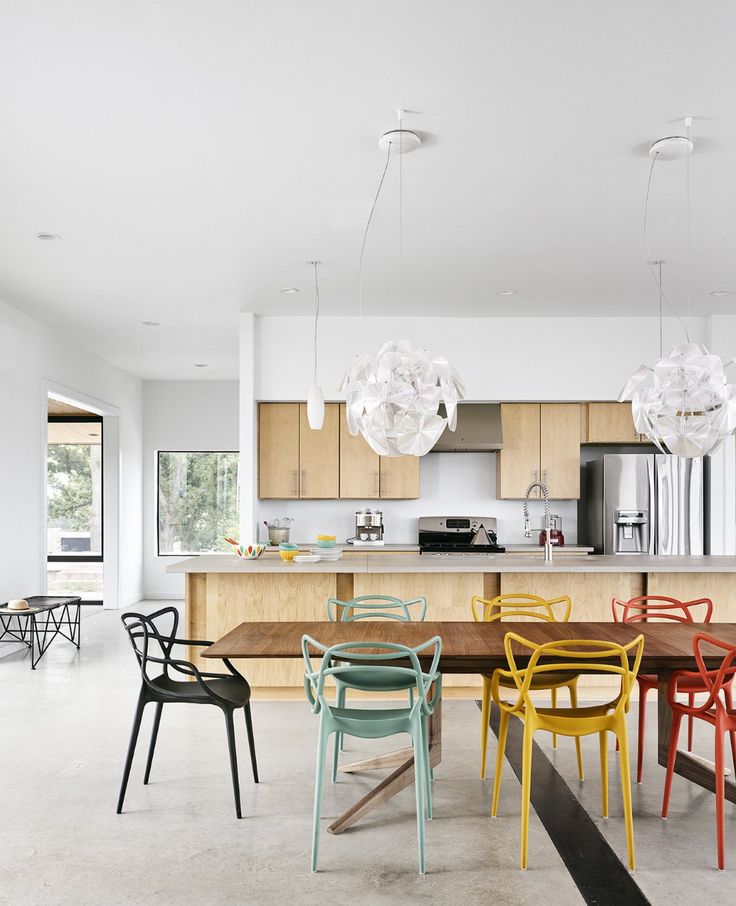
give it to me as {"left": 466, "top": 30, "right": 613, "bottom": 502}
{"left": 326, "top": 595, "right": 428, "bottom": 781}
{"left": 302, "top": 634, "right": 442, "bottom": 874}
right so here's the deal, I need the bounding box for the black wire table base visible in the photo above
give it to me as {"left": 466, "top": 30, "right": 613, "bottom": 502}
{"left": 0, "top": 597, "right": 82, "bottom": 669}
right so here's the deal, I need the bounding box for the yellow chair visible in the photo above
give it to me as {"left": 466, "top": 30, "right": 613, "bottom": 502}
{"left": 491, "top": 631, "right": 644, "bottom": 870}
{"left": 472, "top": 593, "right": 583, "bottom": 781}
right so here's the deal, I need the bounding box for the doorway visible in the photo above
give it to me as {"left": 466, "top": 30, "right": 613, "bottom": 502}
{"left": 47, "top": 399, "right": 103, "bottom": 603}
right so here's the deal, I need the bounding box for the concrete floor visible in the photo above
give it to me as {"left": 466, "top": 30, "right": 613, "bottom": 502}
{"left": 0, "top": 603, "right": 734, "bottom": 905}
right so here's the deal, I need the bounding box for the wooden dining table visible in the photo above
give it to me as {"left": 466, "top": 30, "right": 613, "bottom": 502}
{"left": 204, "top": 620, "right": 736, "bottom": 833}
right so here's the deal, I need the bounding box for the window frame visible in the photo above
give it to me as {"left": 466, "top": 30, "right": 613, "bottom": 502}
{"left": 47, "top": 415, "right": 104, "bottom": 564}
{"left": 156, "top": 449, "right": 240, "bottom": 557}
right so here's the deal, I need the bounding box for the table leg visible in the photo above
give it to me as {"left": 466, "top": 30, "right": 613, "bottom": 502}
{"left": 657, "top": 670, "right": 736, "bottom": 804}
{"left": 327, "top": 697, "right": 442, "bottom": 835}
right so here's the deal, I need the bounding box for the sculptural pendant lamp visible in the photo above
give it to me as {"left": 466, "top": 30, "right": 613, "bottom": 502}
{"left": 306, "top": 260, "right": 325, "bottom": 430}
{"left": 619, "top": 118, "right": 736, "bottom": 457}
{"left": 341, "top": 111, "right": 465, "bottom": 456}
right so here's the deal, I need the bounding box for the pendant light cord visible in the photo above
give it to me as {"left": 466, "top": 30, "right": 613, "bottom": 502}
{"left": 643, "top": 149, "right": 690, "bottom": 342}
{"left": 358, "top": 143, "right": 393, "bottom": 337}
{"left": 312, "top": 261, "right": 320, "bottom": 382}
{"left": 685, "top": 116, "right": 692, "bottom": 327}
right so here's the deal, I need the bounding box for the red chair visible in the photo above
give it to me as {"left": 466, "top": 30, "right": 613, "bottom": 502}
{"left": 662, "top": 633, "right": 736, "bottom": 870}
{"left": 612, "top": 594, "right": 720, "bottom": 783}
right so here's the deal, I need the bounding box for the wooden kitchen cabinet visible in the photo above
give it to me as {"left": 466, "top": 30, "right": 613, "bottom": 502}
{"left": 585, "top": 402, "right": 642, "bottom": 443}
{"left": 298, "top": 403, "right": 339, "bottom": 498}
{"left": 497, "top": 404, "right": 541, "bottom": 499}
{"left": 540, "top": 403, "right": 580, "bottom": 498}
{"left": 380, "top": 454, "right": 420, "bottom": 499}
{"left": 339, "top": 404, "right": 380, "bottom": 498}
{"left": 497, "top": 403, "right": 581, "bottom": 499}
{"left": 259, "top": 403, "right": 300, "bottom": 498}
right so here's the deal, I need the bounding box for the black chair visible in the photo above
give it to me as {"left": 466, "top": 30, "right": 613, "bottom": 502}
{"left": 117, "top": 606, "right": 258, "bottom": 818}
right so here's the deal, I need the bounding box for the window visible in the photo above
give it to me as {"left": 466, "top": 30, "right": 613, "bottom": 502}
{"left": 47, "top": 415, "right": 104, "bottom": 601}
{"left": 157, "top": 451, "right": 239, "bottom": 555}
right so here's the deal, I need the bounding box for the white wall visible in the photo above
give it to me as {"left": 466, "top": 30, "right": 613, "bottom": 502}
{"left": 0, "top": 298, "right": 143, "bottom": 606}
{"left": 142, "top": 380, "right": 239, "bottom": 599}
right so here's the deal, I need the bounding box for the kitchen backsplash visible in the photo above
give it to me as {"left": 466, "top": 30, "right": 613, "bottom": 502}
{"left": 254, "top": 452, "right": 578, "bottom": 546}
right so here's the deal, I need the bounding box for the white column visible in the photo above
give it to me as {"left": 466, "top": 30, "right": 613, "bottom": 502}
{"left": 239, "top": 313, "right": 257, "bottom": 541}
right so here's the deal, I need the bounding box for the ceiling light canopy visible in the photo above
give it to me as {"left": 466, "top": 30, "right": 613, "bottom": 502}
{"left": 497, "top": 290, "right": 517, "bottom": 296}
{"left": 36, "top": 232, "right": 61, "bottom": 241}
{"left": 141, "top": 321, "right": 160, "bottom": 327}
{"left": 280, "top": 287, "right": 300, "bottom": 294}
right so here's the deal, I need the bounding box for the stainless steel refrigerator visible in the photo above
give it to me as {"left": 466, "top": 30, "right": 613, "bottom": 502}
{"left": 583, "top": 454, "right": 709, "bottom": 555}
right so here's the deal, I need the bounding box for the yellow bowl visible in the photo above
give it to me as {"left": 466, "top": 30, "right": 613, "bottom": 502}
{"left": 280, "top": 549, "right": 299, "bottom": 561}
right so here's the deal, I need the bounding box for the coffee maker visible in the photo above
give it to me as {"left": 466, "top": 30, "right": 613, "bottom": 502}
{"left": 353, "top": 509, "right": 384, "bottom": 545}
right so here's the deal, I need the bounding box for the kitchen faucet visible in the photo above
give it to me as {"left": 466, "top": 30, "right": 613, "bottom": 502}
{"left": 523, "top": 478, "right": 553, "bottom": 562}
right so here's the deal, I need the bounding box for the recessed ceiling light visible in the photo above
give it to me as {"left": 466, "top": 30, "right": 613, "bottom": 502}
{"left": 36, "top": 232, "right": 61, "bottom": 241}
{"left": 710, "top": 290, "right": 733, "bottom": 297}
{"left": 497, "top": 290, "right": 517, "bottom": 296}
{"left": 280, "top": 287, "right": 300, "bottom": 294}
{"left": 141, "top": 320, "right": 161, "bottom": 327}
{"left": 193, "top": 363, "right": 208, "bottom": 368}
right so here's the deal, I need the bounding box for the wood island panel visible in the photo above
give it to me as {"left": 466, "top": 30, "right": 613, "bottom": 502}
{"left": 646, "top": 573, "right": 736, "bottom": 620}
{"left": 353, "top": 571, "right": 487, "bottom": 686}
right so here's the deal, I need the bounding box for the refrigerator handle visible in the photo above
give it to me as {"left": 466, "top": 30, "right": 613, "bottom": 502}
{"left": 648, "top": 456, "right": 656, "bottom": 555}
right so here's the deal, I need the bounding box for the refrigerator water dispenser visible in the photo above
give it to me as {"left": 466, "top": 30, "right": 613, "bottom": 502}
{"left": 613, "top": 509, "right": 649, "bottom": 554}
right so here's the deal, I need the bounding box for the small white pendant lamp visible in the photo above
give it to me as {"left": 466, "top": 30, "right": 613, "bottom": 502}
{"left": 306, "top": 260, "right": 325, "bottom": 430}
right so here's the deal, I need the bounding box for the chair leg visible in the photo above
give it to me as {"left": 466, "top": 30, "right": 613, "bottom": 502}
{"left": 715, "top": 723, "right": 726, "bottom": 871}
{"left": 244, "top": 702, "right": 259, "bottom": 783}
{"left": 421, "top": 715, "right": 432, "bottom": 820}
{"left": 311, "top": 720, "right": 329, "bottom": 873}
{"left": 480, "top": 676, "right": 491, "bottom": 779}
{"left": 722, "top": 687, "right": 736, "bottom": 771}
{"left": 117, "top": 689, "right": 147, "bottom": 814}
{"left": 224, "top": 708, "right": 242, "bottom": 819}
{"left": 687, "top": 693, "right": 695, "bottom": 752}
{"left": 636, "top": 684, "right": 648, "bottom": 784}
{"left": 520, "top": 723, "right": 534, "bottom": 870}
{"left": 491, "top": 708, "right": 510, "bottom": 817}
{"left": 616, "top": 726, "right": 636, "bottom": 871}
{"left": 599, "top": 731, "right": 608, "bottom": 818}
{"left": 569, "top": 681, "right": 584, "bottom": 781}
{"left": 143, "top": 702, "right": 163, "bottom": 785}
{"left": 661, "top": 710, "right": 683, "bottom": 819}
{"left": 413, "top": 721, "right": 427, "bottom": 875}
{"left": 332, "top": 685, "right": 346, "bottom": 781}
{"left": 551, "top": 687, "right": 558, "bottom": 749}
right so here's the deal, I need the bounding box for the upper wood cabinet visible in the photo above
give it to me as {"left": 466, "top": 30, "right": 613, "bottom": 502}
{"left": 339, "top": 404, "right": 380, "bottom": 498}
{"left": 497, "top": 404, "right": 541, "bottom": 499}
{"left": 497, "top": 403, "right": 581, "bottom": 499}
{"left": 584, "top": 402, "right": 643, "bottom": 443}
{"left": 380, "top": 454, "right": 420, "bottom": 499}
{"left": 298, "top": 403, "right": 339, "bottom": 498}
{"left": 258, "top": 403, "right": 300, "bottom": 499}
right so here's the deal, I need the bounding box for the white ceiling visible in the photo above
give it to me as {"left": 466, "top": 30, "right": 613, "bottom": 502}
{"left": 1, "top": 1, "right": 736, "bottom": 379}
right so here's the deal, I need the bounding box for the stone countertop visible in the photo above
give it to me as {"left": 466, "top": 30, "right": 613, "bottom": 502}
{"left": 167, "top": 552, "right": 736, "bottom": 575}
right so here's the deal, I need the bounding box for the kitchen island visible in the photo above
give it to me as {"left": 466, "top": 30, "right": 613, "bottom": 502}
{"left": 168, "top": 553, "right": 736, "bottom": 692}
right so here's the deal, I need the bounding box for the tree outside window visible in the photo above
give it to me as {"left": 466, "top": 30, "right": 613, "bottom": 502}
{"left": 158, "top": 452, "right": 239, "bottom": 555}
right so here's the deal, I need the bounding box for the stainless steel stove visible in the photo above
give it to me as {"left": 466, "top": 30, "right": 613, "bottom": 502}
{"left": 418, "top": 516, "right": 505, "bottom": 555}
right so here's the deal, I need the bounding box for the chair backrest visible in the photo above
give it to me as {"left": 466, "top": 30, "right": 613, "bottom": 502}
{"left": 612, "top": 594, "right": 713, "bottom": 624}
{"left": 302, "top": 634, "right": 442, "bottom": 716}
{"left": 326, "top": 594, "right": 427, "bottom": 622}
{"left": 471, "top": 593, "right": 572, "bottom": 624}
{"left": 496, "top": 631, "right": 645, "bottom": 717}
{"left": 690, "top": 632, "right": 736, "bottom": 712}
{"left": 121, "top": 606, "right": 193, "bottom": 691}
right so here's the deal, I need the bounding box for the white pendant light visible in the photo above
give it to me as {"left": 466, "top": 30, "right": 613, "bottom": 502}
{"left": 306, "top": 260, "right": 325, "bottom": 430}
{"left": 341, "top": 110, "right": 465, "bottom": 456}
{"left": 619, "top": 118, "right": 736, "bottom": 457}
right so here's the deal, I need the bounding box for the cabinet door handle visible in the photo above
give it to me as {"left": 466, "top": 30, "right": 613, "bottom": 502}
{"left": 300, "top": 469, "right": 306, "bottom": 496}
{"left": 291, "top": 470, "right": 298, "bottom": 497}
{"left": 373, "top": 470, "right": 380, "bottom": 496}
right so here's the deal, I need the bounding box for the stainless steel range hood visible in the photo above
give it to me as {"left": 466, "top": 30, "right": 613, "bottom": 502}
{"left": 432, "top": 403, "right": 503, "bottom": 452}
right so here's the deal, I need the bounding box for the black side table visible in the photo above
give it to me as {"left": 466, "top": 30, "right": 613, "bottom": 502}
{"left": 0, "top": 596, "right": 82, "bottom": 668}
